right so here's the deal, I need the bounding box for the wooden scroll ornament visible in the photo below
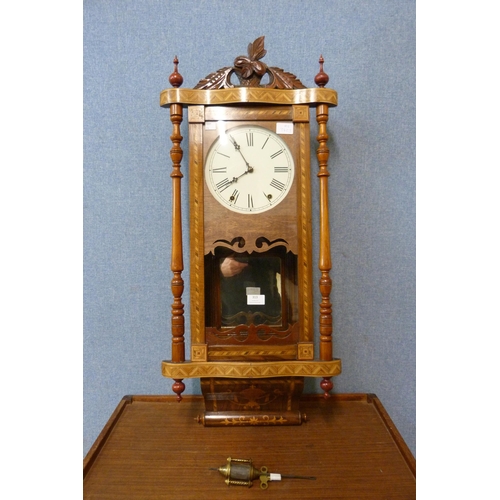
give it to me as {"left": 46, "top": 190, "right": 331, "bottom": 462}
{"left": 194, "top": 36, "right": 306, "bottom": 90}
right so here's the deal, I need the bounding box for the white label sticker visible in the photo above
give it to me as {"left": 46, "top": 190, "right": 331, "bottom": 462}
{"left": 246, "top": 287, "right": 261, "bottom": 295}
{"left": 205, "top": 122, "right": 216, "bottom": 130}
{"left": 247, "top": 295, "right": 265, "bottom": 305}
{"left": 276, "top": 122, "right": 293, "bottom": 134}
{"left": 269, "top": 473, "right": 282, "bottom": 481}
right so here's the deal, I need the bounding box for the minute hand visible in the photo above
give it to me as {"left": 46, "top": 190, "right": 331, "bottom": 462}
{"left": 228, "top": 135, "right": 254, "bottom": 173}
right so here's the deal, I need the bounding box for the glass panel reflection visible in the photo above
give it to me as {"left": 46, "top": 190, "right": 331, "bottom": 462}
{"left": 220, "top": 254, "right": 282, "bottom": 327}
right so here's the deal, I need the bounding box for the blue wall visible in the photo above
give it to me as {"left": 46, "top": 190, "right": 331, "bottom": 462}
{"left": 84, "top": 0, "right": 415, "bottom": 456}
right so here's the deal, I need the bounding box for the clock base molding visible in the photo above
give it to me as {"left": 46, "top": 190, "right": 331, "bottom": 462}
{"left": 163, "top": 358, "right": 341, "bottom": 425}
{"left": 161, "top": 359, "right": 342, "bottom": 380}
{"left": 163, "top": 358, "right": 341, "bottom": 422}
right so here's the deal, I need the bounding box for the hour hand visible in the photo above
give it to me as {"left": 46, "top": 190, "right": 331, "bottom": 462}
{"left": 233, "top": 165, "right": 253, "bottom": 182}
{"left": 224, "top": 168, "right": 249, "bottom": 188}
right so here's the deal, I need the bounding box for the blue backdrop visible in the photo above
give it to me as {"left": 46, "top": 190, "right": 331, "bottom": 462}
{"left": 84, "top": 0, "right": 415, "bottom": 456}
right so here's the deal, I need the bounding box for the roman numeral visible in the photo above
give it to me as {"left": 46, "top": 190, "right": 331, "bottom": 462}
{"left": 248, "top": 194, "right": 254, "bottom": 208}
{"left": 270, "top": 149, "right": 284, "bottom": 159}
{"left": 215, "top": 178, "right": 232, "bottom": 192}
{"left": 274, "top": 165, "right": 288, "bottom": 173}
{"left": 270, "top": 178, "right": 286, "bottom": 191}
{"left": 212, "top": 167, "right": 227, "bottom": 174}
{"left": 246, "top": 132, "right": 254, "bottom": 147}
{"left": 216, "top": 151, "right": 230, "bottom": 158}
{"left": 261, "top": 136, "right": 270, "bottom": 149}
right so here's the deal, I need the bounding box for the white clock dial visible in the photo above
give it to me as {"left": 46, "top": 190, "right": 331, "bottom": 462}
{"left": 205, "top": 124, "right": 295, "bottom": 214}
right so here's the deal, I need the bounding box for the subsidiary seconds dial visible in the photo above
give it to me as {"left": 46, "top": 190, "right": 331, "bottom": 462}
{"left": 205, "top": 125, "right": 295, "bottom": 214}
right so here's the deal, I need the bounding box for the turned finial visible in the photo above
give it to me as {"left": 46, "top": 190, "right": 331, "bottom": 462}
{"left": 320, "top": 377, "right": 333, "bottom": 399}
{"left": 314, "top": 55, "right": 329, "bottom": 88}
{"left": 172, "top": 379, "right": 185, "bottom": 402}
{"left": 169, "top": 56, "right": 184, "bottom": 88}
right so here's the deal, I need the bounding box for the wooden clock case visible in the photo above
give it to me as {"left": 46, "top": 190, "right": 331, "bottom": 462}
{"left": 160, "top": 37, "right": 341, "bottom": 426}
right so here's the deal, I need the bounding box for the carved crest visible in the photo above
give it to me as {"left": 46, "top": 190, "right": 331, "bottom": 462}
{"left": 194, "top": 36, "right": 305, "bottom": 90}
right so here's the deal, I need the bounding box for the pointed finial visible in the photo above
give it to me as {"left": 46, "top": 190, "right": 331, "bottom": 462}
{"left": 314, "top": 55, "right": 329, "bottom": 88}
{"left": 169, "top": 56, "right": 184, "bottom": 88}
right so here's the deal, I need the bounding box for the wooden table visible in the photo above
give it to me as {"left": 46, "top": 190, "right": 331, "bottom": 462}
{"left": 84, "top": 394, "right": 415, "bottom": 499}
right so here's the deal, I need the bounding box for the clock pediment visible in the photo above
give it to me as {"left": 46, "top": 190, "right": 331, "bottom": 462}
{"left": 194, "top": 36, "right": 306, "bottom": 90}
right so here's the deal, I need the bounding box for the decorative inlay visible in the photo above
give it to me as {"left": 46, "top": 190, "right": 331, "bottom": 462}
{"left": 297, "top": 343, "right": 314, "bottom": 360}
{"left": 205, "top": 106, "right": 293, "bottom": 122}
{"left": 191, "top": 344, "right": 207, "bottom": 362}
{"left": 208, "top": 347, "right": 297, "bottom": 359}
{"left": 293, "top": 105, "right": 309, "bottom": 122}
{"left": 161, "top": 359, "right": 342, "bottom": 379}
{"left": 297, "top": 122, "right": 313, "bottom": 342}
{"left": 221, "top": 415, "right": 288, "bottom": 425}
{"left": 187, "top": 105, "right": 204, "bottom": 123}
{"left": 189, "top": 124, "right": 205, "bottom": 344}
{"left": 160, "top": 87, "right": 338, "bottom": 107}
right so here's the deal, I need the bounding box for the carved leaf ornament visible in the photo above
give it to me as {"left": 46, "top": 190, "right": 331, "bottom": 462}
{"left": 194, "top": 36, "right": 306, "bottom": 90}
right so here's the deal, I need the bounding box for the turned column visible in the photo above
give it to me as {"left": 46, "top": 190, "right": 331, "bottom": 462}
{"left": 169, "top": 57, "right": 185, "bottom": 401}
{"left": 315, "top": 56, "right": 334, "bottom": 396}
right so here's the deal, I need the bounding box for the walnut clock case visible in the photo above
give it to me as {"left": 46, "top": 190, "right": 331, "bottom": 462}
{"left": 160, "top": 37, "right": 341, "bottom": 426}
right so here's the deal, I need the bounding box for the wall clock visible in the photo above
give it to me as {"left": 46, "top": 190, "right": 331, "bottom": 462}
{"left": 160, "top": 37, "right": 341, "bottom": 426}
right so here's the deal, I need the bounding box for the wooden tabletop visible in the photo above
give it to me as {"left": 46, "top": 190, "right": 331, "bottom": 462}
{"left": 84, "top": 394, "right": 415, "bottom": 499}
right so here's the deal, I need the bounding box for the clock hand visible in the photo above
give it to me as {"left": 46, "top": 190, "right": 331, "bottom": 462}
{"left": 232, "top": 166, "right": 253, "bottom": 182}
{"left": 222, "top": 169, "right": 250, "bottom": 190}
{"left": 228, "top": 134, "right": 254, "bottom": 173}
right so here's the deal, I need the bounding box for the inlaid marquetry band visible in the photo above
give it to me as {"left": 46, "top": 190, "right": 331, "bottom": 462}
{"left": 207, "top": 346, "right": 297, "bottom": 359}
{"left": 160, "top": 87, "right": 338, "bottom": 107}
{"left": 161, "top": 359, "right": 341, "bottom": 379}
